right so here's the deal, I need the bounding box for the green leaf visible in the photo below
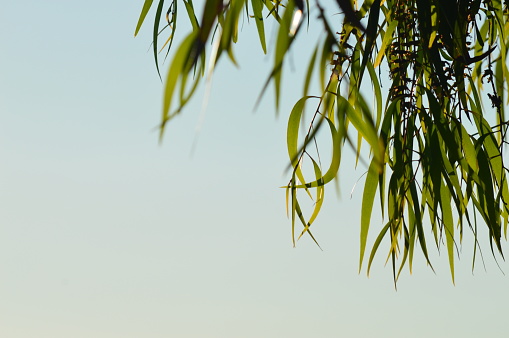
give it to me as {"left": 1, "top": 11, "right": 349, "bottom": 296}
{"left": 273, "top": 0, "right": 296, "bottom": 110}
{"left": 134, "top": 0, "right": 154, "bottom": 37}
{"left": 152, "top": 0, "right": 166, "bottom": 79}
{"left": 338, "top": 95, "right": 383, "bottom": 170}
{"left": 460, "top": 124, "right": 478, "bottom": 172}
{"left": 374, "top": 19, "right": 397, "bottom": 67}
{"left": 358, "top": 0, "right": 380, "bottom": 85}
{"left": 251, "top": 0, "right": 267, "bottom": 53}
{"left": 293, "top": 196, "right": 322, "bottom": 248}
{"left": 161, "top": 32, "right": 197, "bottom": 137}
{"left": 297, "top": 157, "right": 325, "bottom": 241}
{"left": 476, "top": 146, "right": 502, "bottom": 252}
{"left": 183, "top": 0, "right": 199, "bottom": 29}
{"left": 367, "top": 221, "right": 390, "bottom": 276}
{"left": 287, "top": 96, "right": 315, "bottom": 186}
{"left": 366, "top": 61, "right": 382, "bottom": 129}
{"left": 440, "top": 181, "right": 455, "bottom": 284}
{"left": 293, "top": 117, "right": 342, "bottom": 189}
{"left": 360, "top": 158, "right": 380, "bottom": 271}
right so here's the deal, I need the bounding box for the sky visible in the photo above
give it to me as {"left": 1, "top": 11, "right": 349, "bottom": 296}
{"left": 1, "top": 1, "right": 509, "bottom": 337}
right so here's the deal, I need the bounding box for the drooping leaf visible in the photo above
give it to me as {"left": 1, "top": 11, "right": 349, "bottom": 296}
{"left": 135, "top": 0, "right": 155, "bottom": 37}
{"left": 251, "top": 0, "right": 267, "bottom": 53}
{"left": 359, "top": 158, "right": 380, "bottom": 271}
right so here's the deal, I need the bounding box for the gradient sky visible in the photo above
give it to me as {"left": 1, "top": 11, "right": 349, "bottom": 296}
{"left": 1, "top": 1, "right": 508, "bottom": 337}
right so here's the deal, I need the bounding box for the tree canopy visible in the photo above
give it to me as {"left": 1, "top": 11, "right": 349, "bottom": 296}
{"left": 135, "top": 0, "right": 509, "bottom": 284}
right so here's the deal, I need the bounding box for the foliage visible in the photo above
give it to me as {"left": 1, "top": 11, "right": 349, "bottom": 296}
{"left": 135, "top": 0, "right": 509, "bottom": 284}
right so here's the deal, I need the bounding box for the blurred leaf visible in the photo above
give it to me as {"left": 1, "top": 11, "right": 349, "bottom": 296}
{"left": 273, "top": 0, "right": 296, "bottom": 110}
{"left": 251, "top": 0, "right": 267, "bottom": 53}
{"left": 161, "top": 32, "right": 196, "bottom": 136}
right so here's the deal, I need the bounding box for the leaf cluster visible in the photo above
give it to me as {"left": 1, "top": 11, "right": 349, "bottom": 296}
{"left": 136, "top": 0, "right": 509, "bottom": 284}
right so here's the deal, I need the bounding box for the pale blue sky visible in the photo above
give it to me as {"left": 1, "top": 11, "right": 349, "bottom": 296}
{"left": 1, "top": 1, "right": 508, "bottom": 337}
